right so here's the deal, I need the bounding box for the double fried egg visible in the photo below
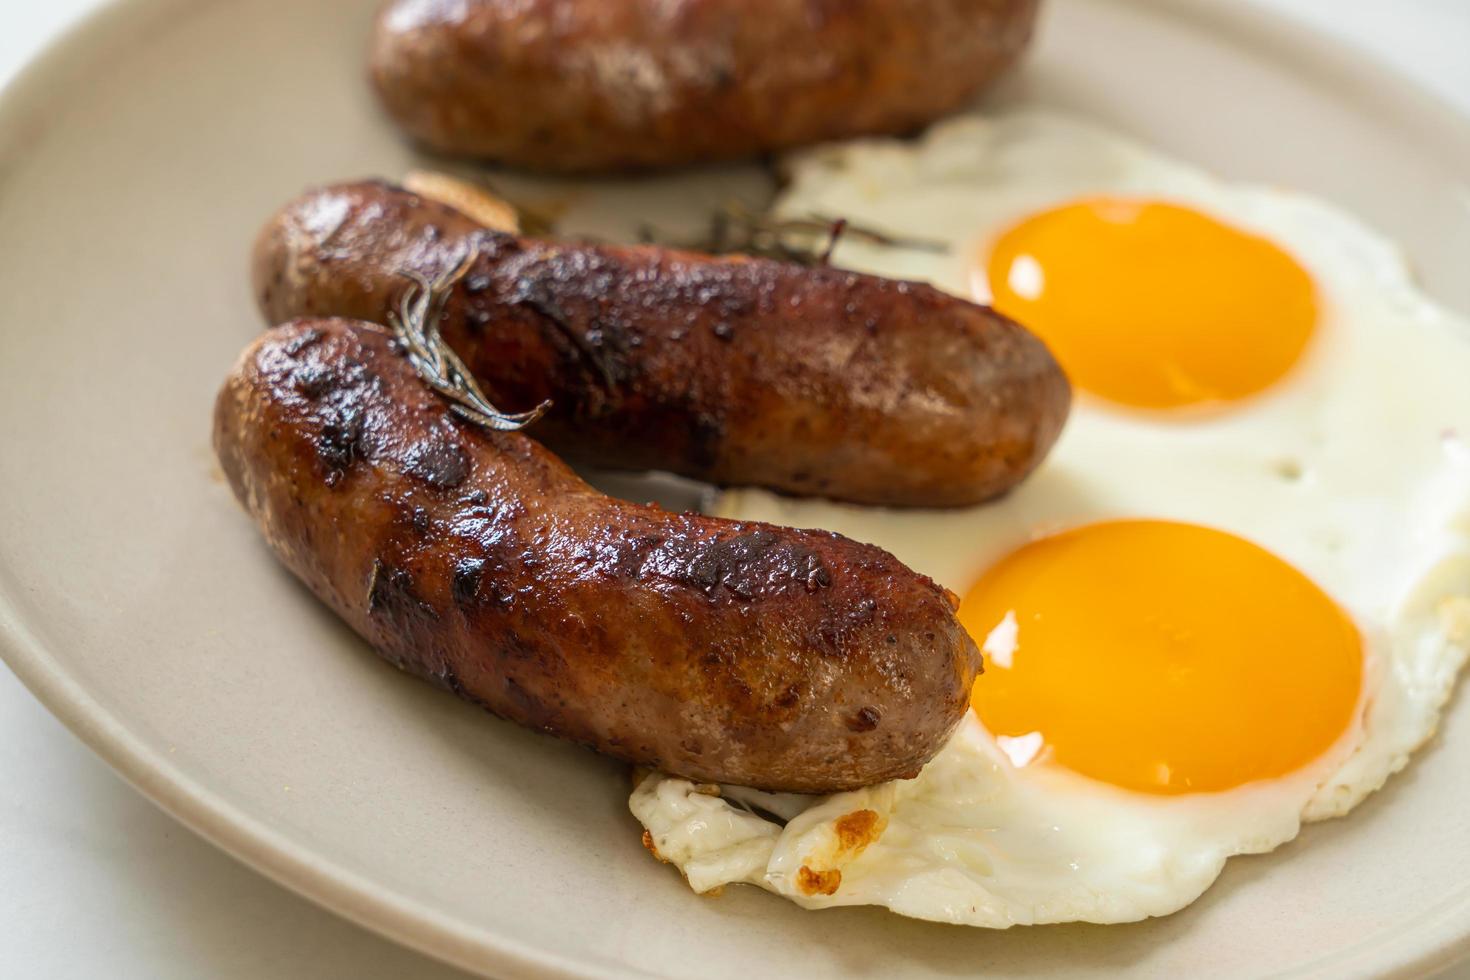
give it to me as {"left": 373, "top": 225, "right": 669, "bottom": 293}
{"left": 630, "top": 111, "right": 1470, "bottom": 926}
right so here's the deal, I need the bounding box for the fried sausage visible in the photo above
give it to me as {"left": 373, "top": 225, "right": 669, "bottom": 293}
{"left": 214, "top": 318, "right": 981, "bottom": 792}
{"left": 368, "top": 0, "right": 1041, "bottom": 172}
{"left": 253, "top": 181, "right": 1071, "bottom": 508}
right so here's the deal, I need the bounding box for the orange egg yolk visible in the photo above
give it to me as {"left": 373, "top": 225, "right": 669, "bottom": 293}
{"left": 982, "top": 198, "right": 1318, "bottom": 410}
{"left": 960, "top": 520, "right": 1362, "bottom": 794}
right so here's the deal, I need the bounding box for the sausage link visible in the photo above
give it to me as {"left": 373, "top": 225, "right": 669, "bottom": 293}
{"left": 254, "top": 181, "right": 1071, "bottom": 507}
{"left": 369, "top": 0, "right": 1042, "bottom": 172}
{"left": 214, "top": 318, "right": 981, "bottom": 792}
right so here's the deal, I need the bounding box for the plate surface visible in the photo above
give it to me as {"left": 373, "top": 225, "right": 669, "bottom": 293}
{"left": 2, "top": 1, "right": 1469, "bottom": 977}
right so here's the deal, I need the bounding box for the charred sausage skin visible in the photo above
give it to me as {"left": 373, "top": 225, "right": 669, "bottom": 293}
{"left": 214, "top": 319, "right": 981, "bottom": 792}
{"left": 254, "top": 181, "right": 1071, "bottom": 508}
{"left": 368, "top": 0, "right": 1041, "bottom": 172}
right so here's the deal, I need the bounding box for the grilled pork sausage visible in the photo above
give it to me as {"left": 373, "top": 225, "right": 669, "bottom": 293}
{"left": 214, "top": 318, "right": 981, "bottom": 792}
{"left": 368, "top": 0, "right": 1041, "bottom": 172}
{"left": 253, "top": 181, "right": 1071, "bottom": 508}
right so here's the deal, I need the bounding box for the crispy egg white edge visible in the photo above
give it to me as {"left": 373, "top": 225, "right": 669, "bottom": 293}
{"left": 630, "top": 110, "right": 1470, "bottom": 925}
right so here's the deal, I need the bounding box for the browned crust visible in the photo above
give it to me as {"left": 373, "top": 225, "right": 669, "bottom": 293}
{"left": 833, "top": 809, "right": 885, "bottom": 853}
{"left": 368, "top": 0, "right": 1041, "bottom": 172}
{"left": 213, "top": 319, "right": 982, "bottom": 792}
{"left": 253, "top": 181, "right": 1071, "bottom": 507}
{"left": 641, "top": 830, "right": 669, "bottom": 863}
{"left": 797, "top": 866, "right": 843, "bottom": 896}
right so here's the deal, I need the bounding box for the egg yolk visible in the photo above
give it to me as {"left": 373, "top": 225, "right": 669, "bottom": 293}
{"left": 961, "top": 520, "right": 1362, "bottom": 794}
{"left": 982, "top": 198, "right": 1318, "bottom": 410}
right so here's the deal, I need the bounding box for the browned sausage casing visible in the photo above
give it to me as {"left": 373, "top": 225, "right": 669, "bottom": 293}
{"left": 369, "top": 0, "right": 1042, "bottom": 172}
{"left": 254, "top": 181, "right": 1071, "bottom": 508}
{"left": 214, "top": 318, "right": 981, "bottom": 792}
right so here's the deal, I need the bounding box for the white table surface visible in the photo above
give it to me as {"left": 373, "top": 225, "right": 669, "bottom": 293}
{"left": 2, "top": 2, "right": 1468, "bottom": 977}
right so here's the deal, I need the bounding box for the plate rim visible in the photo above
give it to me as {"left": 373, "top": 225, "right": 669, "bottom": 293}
{"left": 1, "top": 0, "right": 1468, "bottom": 977}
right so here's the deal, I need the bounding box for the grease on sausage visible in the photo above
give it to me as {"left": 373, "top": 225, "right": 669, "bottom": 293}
{"left": 369, "top": 0, "right": 1042, "bottom": 172}
{"left": 214, "top": 318, "right": 982, "bottom": 792}
{"left": 253, "top": 181, "right": 1071, "bottom": 507}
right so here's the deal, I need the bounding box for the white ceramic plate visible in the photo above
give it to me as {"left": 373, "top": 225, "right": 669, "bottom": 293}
{"left": 2, "top": 1, "right": 1469, "bottom": 977}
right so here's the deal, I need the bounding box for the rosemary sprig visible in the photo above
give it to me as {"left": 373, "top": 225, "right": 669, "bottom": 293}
{"left": 640, "top": 201, "right": 949, "bottom": 265}
{"left": 388, "top": 246, "right": 551, "bottom": 432}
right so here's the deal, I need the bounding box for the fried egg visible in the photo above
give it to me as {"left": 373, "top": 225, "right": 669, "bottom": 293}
{"left": 629, "top": 111, "right": 1470, "bottom": 926}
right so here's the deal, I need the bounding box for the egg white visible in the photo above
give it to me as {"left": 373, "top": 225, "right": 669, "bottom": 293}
{"left": 630, "top": 111, "right": 1470, "bottom": 926}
